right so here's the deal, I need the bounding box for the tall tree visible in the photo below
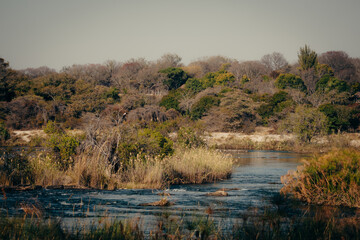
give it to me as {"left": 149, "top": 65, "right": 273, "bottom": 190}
{"left": 298, "top": 45, "right": 318, "bottom": 70}
{"left": 261, "top": 52, "right": 288, "bottom": 71}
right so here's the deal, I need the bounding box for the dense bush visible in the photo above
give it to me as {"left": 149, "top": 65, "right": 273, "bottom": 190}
{"left": 190, "top": 95, "right": 220, "bottom": 120}
{"left": 176, "top": 127, "right": 205, "bottom": 148}
{"left": 319, "top": 104, "right": 360, "bottom": 132}
{"left": 159, "top": 90, "right": 181, "bottom": 111}
{"left": 116, "top": 128, "right": 174, "bottom": 164}
{"left": 257, "top": 91, "right": 294, "bottom": 121}
{"left": 0, "top": 150, "right": 34, "bottom": 185}
{"left": 316, "top": 74, "right": 349, "bottom": 93}
{"left": 159, "top": 67, "right": 189, "bottom": 90}
{"left": 281, "top": 106, "right": 328, "bottom": 142}
{"left": 44, "top": 121, "right": 80, "bottom": 170}
{"left": 275, "top": 73, "right": 307, "bottom": 92}
{"left": 281, "top": 149, "right": 360, "bottom": 208}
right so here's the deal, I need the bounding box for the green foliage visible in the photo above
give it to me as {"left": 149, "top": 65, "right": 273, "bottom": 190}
{"left": 298, "top": 44, "right": 318, "bottom": 70}
{"left": 257, "top": 91, "right": 293, "bottom": 120}
{"left": 159, "top": 91, "right": 180, "bottom": 111}
{"left": 138, "top": 128, "right": 174, "bottom": 157}
{"left": 159, "top": 67, "right": 189, "bottom": 90}
{"left": 104, "top": 87, "right": 120, "bottom": 101}
{"left": 0, "top": 150, "right": 34, "bottom": 185}
{"left": 282, "top": 149, "right": 360, "bottom": 208}
{"left": 241, "top": 74, "right": 250, "bottom": 85}
{"left": 0, "top": 121, "right": 10, "bottom": 142}
{"left": 33, "top": 73, "right": 76, "bottom": 102}
{"left": 275, "top": 73, "right": 306, "bottom": 92}
{"left": 319, "top": 104, "right": 360, "bottom": 132}
{"left": 281, "top": 105, "right": 328, "bottom": 142}
{"left": 185, "top": 78, "right": 205, "bottom": 93}
{"left": 316, "top": 74, "right": 349, "bottom": 93}
{"left": 117, "top": 128, "right": 174, "bottom": 163}
{"left": 190, "top": 96, "right": 220, "bottom": 120}
{"left": 43, "top": 120, "right": 64, "bottom": 135}
{"left": 201, "top": 69, "right": 235, "bottom": 88}
{"left": 44, "top": 121, "right": 80, "bottom": 170}
{"left": 176, "top": 127, "right": 205, "bottom": 148}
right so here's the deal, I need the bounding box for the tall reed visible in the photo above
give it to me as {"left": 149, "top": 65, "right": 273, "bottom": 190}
{"left": 166, "top": 148, "right": 233, "bottom": 184}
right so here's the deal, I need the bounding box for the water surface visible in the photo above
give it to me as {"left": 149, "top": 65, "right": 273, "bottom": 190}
{"left": 0, "top": 150, "right": 304, "bottom": 228}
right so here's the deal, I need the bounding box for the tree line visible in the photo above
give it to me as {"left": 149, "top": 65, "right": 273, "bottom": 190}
{"left": 1, "top": 46, "right": 360, "bottom": 143}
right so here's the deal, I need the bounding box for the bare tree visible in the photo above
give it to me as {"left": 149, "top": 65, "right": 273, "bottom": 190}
{"left": 229, "top": 61, "right": 267, "bottom": 81}
{"left": 157, "top": 53, "right": 183, "bottom": 69}
{"left": 187, "top": 56, "right": 234, "bottom": 78}
{"left": 261, "top": 52, "right": 288, "bottom": 71}
{"left": 19, "top": 66, "right": 57, "bottom": 79}
{"left": 319, "top": 51, "right": 356, "bottom": 83}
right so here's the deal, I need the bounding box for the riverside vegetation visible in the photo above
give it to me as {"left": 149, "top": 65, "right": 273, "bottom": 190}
{"left": 1, "top": 46, "right": 360, "bottom": 238}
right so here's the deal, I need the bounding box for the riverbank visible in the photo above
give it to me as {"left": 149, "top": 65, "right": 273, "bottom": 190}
{"left": 9, "top": 128, "right": 360, "bottom": 153}
{"left": 205, "top": 128, "right": 360, "bottom": 153}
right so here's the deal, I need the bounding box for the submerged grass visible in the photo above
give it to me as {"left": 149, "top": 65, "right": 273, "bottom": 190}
{"left": 1, "top": 207, "right": 359, "bottom": 240}
{"left": 281, "top": 148, "right": 360, "bottom": 208}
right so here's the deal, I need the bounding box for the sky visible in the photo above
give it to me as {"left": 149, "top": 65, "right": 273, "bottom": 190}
{"left": 1, "top": 0, "right": 360, "bottom": 70}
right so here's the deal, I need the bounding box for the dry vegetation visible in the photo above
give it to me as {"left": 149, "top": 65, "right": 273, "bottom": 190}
{"left": 281, "top": 148, "right": 360, "bottom": 207}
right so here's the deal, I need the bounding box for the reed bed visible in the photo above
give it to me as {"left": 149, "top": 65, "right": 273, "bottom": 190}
{"left": 12, "top": 147, "right": 233, "bottom": 189}
{"left": 1, "top": 208, "right": 359, "bottom": 240}
{"left": 167, "top": 148, "right": 233, "bottom": 184}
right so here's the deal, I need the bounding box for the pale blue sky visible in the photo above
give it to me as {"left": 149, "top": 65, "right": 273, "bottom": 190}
{"left": 1, "top": 0, "right": 360, "bottom": 70}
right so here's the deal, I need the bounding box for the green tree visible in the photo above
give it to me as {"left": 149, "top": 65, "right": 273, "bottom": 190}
{"left": 275, "top": 73, "right": 307, "bottom": 92}
{"left": 298, "top": 45, "right": 318, "bottom": 70}
{"left": 159, "top": 67, "right": 189, "bottom": 90}
{"left": 159, "top": 91, "right": 180, "bottom": 111}
{"left": 316, "top": 74, "right": 349, "bottom": 93}
{"left": 44, "top": 121, "right": 80, "bottom": 170}
{"left": 190, "top": 96, "right": 220, "bottom": 120}
{"left": 257, "top": 91, "right": 294, "bottom": 120}
{"left": 319, "top": 104, "right": 359, "bottom": 132}
{"left": 281, "top": 106, "right": 328, "bottom": 142}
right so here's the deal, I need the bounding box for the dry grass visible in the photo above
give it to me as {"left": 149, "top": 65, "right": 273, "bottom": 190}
{"left": 167, "top": 148, "right": 233, "bottom": 184}
{"left": 30, "top": 153, "right": 70, "bottom": 186}
{"left": 118, "top": 156, "right": 165, "bottom": 189}
{"left": 281, "top": 148, "right": 360, "bottom": 208}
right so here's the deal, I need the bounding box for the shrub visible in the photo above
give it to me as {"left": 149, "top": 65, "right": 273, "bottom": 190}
{"left": 190, "top": 96, "right": 220, "bottom": 120}
{"left": 159, "top": 91, "right": 180, "bottom": 111}
{"left": 281, "top": 149, "right": 360, "bottom": 208}
{"left": 44, "top": 121, "right": 80, "bottom": 170}
{"left": 275, "top": 73, "right": 307, "bottom": 92}
{"left": 185, "top": 78, "right": 205, "bottom": 93}
{"left": 116, "top": 128, "right": 174, "bottom": 164}
{"left": 159, "top": 67, "right": 189, "bottom": 90}
{"left": 0, "top": 150, "right": 34, "bottom": 185}
{"left": 257, "top": 91, "right": 294, "bottom": 121}
{"left": 176, "top": 127, "right": 205, "bottom": 148}
{"left": 316, "top": 74, "right": 349, "bottom": 93}
{"left": 280, "top": 105, "right": 328, "bottom": 142}
{"left": 0, "top": 121, "right": 10, "bottom": 143}
{"left": 319, "top": 104, "right": 360, "bottom": 132}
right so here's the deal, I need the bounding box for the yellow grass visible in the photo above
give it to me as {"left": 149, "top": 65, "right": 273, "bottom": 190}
{"left": 167, "top": 148, "right": 233, "bottom": 184}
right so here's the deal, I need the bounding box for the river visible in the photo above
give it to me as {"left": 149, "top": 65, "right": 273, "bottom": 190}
{"left": 0, "top": 150, "right": 304, "bottom": 229}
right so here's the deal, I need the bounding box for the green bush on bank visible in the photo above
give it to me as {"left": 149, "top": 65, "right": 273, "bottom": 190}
{"left": 281, "top": 148, "right": 360, "bottom": 208}
{"left": 43, "top": 121, "right": 80, "bottom": 171}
